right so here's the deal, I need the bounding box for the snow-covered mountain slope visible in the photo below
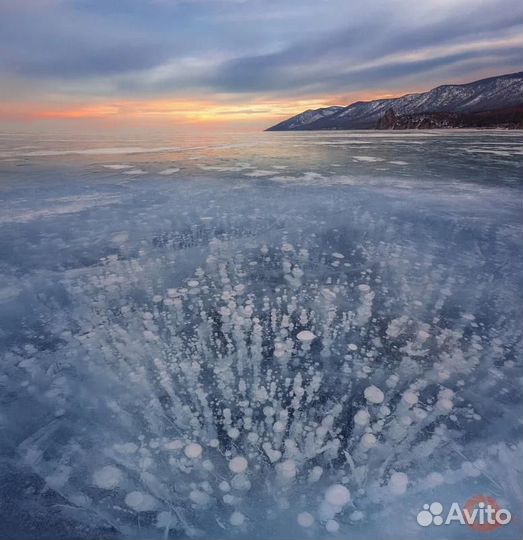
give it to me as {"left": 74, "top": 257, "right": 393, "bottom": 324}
{"left": 267, "top": 106, "right": 344, "bottom": 130}
{"left": 267, "top": 72, "right": 523, "bottom": 130}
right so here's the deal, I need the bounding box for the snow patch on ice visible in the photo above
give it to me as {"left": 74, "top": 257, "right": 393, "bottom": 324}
{"left": 158, "top": 168, "right": 180, "bottom": 175}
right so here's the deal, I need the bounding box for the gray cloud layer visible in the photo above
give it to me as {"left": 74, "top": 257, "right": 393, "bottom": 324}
{"left": 0, "top": 0, "right": 521, "bottom": 101}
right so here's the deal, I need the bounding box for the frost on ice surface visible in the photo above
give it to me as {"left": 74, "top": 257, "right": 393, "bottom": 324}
{"left": 0, "top": 131, "right": 522, "bottom": 539}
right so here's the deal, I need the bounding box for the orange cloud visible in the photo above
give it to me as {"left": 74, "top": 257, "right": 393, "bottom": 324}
{"left": 37, "top": 105, "right": 122, "bottom": 119}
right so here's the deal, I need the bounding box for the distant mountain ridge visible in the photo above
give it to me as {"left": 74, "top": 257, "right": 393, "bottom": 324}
{"left": 266, "top": 72, "right": 523, "bottom": 131}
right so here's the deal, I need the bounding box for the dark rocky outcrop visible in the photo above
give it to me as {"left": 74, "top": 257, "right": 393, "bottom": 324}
{"left": 376, "top": 106, "right": 523, "bottom": 130}
{"left": 375, "top": 108, "right": 398, "bottom": 129}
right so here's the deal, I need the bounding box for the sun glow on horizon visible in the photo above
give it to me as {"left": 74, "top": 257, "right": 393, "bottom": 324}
{"left": 0, "top": 90, "right": 408, "bottom": 127}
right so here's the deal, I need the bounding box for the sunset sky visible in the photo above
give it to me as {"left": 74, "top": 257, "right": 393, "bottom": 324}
{"left": 0, "top": 0, "right": 521, "bottom": 130}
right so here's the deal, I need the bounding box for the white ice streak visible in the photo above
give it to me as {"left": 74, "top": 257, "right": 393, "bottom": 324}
{"left": 158, "top": 168, "right": 180, "bottom": 175}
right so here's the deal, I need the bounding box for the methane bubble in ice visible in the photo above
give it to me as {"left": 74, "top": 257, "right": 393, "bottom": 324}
{"left": 125, "top": 491, "right": 156, "bottom": 512}
{"left": 297, "top": 512, "right": 315, "bottom": 527}
{"left": 364, "top": 385, "right": 385, "bottom": 404}
{"left": 361, "top": 433, "right": 377, "bottom": 448}
{"left": 184, "top": 442, "right": 203, "bottom": 459}
{"left": 388, "top": 472, "right": 409, "bottom": 495}
{"left": 92, "top": 466, "right": 122, "bottom": 489}
{"left": 230, "top": 512, "right": 245, "bottom": 526}
{"left": 326, "top": 519, "right": 340, "bottom": 533}
{"left": 354, "top": 409, "right": 370, "bottom": 426}
{"left": 325, "top": 484, "right": 351, "bottom": 507}
{"left": 297, "top": 330, "right": 316, "bottom": 342}
{"left": 229, "top": 456, "right": 248, "bottom": 474}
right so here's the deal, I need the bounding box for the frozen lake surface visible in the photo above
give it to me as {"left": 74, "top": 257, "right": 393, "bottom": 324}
{"left": 0, "top": 130, "right": 522, "bottom": 539}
